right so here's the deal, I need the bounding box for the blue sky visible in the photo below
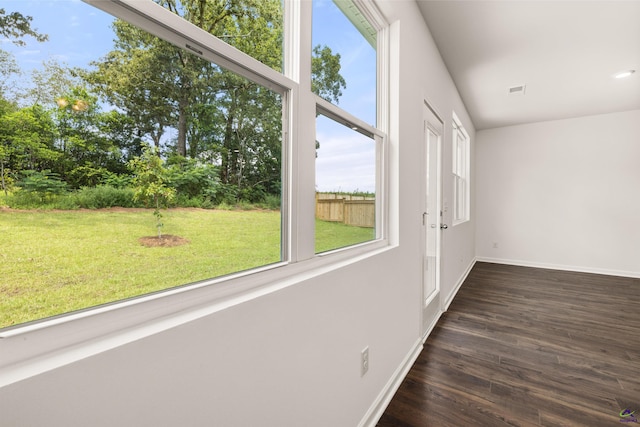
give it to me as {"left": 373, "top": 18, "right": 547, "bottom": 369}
{"left": 1, "top": 0, "right": 377, "bottom": 193}
{"left": 313, "top": 0, "right": 377, "bottom": 193}
{"left": 1, "top": 0, "right": 114, "bottom": 72}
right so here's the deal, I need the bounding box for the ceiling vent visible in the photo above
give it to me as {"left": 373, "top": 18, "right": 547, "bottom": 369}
{"left": 508, "top": 84, "right": 527, "bottom": 95}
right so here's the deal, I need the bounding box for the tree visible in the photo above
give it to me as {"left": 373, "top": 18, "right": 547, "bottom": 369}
{"left": 0, "top": 50, "right": 20, "bottom": 100}
{"left": 129, "top": 146, "right": 176, "bottom": 237}
{"left": 84, "top": 23, "right": 178, "bottom": 150}
{"left": 25, "top": 59, "right": 82, "bottom": 108}
{"left": 312, "top": 45, "right": 347, "bottom": 104}
{"left": 0, "top": 8, "right": 48, "bottom": 46}
{"left": 0, "top": 104, "right": 60, "bottom": 195}
{"left": 87, "top": 0, "right": 346, "bottom": 201}
{"left": 0, "top": 97, "right": 16, "bottom": 194}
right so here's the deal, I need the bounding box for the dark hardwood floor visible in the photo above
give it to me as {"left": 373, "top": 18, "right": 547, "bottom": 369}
{"left": 377, "top": 262, "right": 640, "bottom": 427}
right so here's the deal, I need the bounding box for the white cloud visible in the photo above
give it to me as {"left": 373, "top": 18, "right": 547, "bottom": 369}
{"left": 17, "top": 50, "right": 41, "bottom": 56}
{"left": 315, "top": 127, "right": 376, "bottom": 193}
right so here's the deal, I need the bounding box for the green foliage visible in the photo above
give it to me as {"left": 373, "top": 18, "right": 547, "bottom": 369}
{"left": 129, "top": 145, "right": 176, "bottom": 236}
{"left": 25, "top": 58, "right": 82, "bottom": 107}
{"left": 0, "top": 8, "right": 48, "bottom": 46}
{"left": 18, "top": 169, "right": 67, "bottom": 198}
{"left": 166, "top": 156, "right": 220, "bottom": 200}
{"left": 172, "top": 194, "right": 215, "bottom": 209}
{"left": 72, "top": 185, "right": 137, "bottom": 209}
{"left": 102, "top": 171, "right": 132, "bottom": 189}
{"left": 0, "top": 1, "right": 346, "bottom": 206}
{"left": 3, "top": 185, "right": 138, "bottom": 210}
{"left": 67, "top": 164, "right": 108, "bottom": 188}
{"left": 312, "top": 45, "right": 347, "bottom": 104}
{"left": 320, "top": 190, "right": 376, "bottom": 198}
{"left": 4, "top": 189, "right": 55, "bottom": 209}
{"left": 0, "top": 49, "right": 20, "bottom": 99}
{"left": 216, "top": 183, "right": 240, "bottom": 205}
{"left": 129, "top": 146, "right": 175, "bottom": 207}
{"left": 255, "top": 194, "right": 281, "bottom": 210}
{"left": 0, "top": 104, "right": 60, "bottom": 173}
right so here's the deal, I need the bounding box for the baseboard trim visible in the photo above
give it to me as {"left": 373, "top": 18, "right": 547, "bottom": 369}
{"left": 358, "top": 338, "right": 423, "bottom": 427}
{"left": 442, "top": 257, "right": 477, "bottom": 311}
{"left": 358, "top": 258, "right": 484, "bottom": 426}
{"left": 421, "top": 307, "right": 443, "bottom": 344}
{"left": 476, "top": 257, "right": 640, "bottom": 279}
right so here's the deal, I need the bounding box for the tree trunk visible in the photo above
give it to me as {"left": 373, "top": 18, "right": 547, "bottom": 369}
{"left": 221, "top": 112, "right": 234, "bottom": 185}
{"left": 177, "top": 97, "right": 188, "bottom": 157}
{"left": 0, "top": 160, "right": 6, "bottom": 196}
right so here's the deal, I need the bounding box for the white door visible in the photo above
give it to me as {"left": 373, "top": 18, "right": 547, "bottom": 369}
{"left": 422, "top": 102, "right": 444, "bottom": 337}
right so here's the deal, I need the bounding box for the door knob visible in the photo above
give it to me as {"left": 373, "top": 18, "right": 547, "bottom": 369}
{"left": 440, "top": 224, "right": 448, "bottom": 230}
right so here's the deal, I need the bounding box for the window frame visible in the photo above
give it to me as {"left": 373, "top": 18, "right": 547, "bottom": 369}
{"left": 315, "top": 98, "right": 387, "bottom": 250}
{"left": 452, "top": 112, "right": 470, "bottom": 225}
{"left": 0, "top": 0, "right": 390, "bottom": 382}
{"left": 311, "top": 0, "right": 389, "bottom": 253}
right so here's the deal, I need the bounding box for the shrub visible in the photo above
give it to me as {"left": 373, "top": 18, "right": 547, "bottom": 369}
{"left": 51, "top": 196, "right": 80, "bottom": 210}
{"left": 17, "top": 170, "right": 67, "bottom": 202}
{"left": 216, "top": 183, "right": 240, "bottom": 205}
{"left": 215, "top": 201, "right": 234, "bottom": 211}
{"left": 4, "top": 190, "right": 49, "bottom": 209}
{"left": 167, "top": 158, "right": 220, "bottom": 201}
{"left": 102, "top": 172, "right": 133, "bottom": 189}
{"left": 256, "top": 194, "right": 281, "bottom": 210}
{"left": 235, "top": 200, "right": 255, "bottom": 210}
{"left": 67, "top": 165, "right": 108, "bottom": 189}
{"left": 72, "top": 185, "right": 137, "bottom": 209}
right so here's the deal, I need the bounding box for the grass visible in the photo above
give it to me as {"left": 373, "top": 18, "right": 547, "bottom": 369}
{"left": 0, "top": 208, "right": 373, "bottom": 328}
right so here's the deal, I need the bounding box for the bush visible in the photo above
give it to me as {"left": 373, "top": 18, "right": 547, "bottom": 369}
{"left": 102, "top": 172, "right": 133, "bottom": 189}
{"left": 51, "top": 196, "right": 80, "bottom": 210}
{"left": 215, "top": 201, "right": 234, "bottom": 211}
{"left": 255, "top": 194, "right": 281, "bottom": 210}
{"left": 71, "top": 185, "right": 137, "bottom": 209}
{"left": 17, "top": 170, "right": 67, "bottom": 202}
{"left": 171, "top": 194, "right": 215, "bottom": 209}
{"left": 4, "top": 190, "right": 49, "bottom": 209}
{"left": 215, "top": 183, "right": 240, "bottom": 205}
{"left": 67, "top": 165, "right": 108, "bottom": 189}
{"left": 166, "top": 158, "right": 220, "bottom": 201}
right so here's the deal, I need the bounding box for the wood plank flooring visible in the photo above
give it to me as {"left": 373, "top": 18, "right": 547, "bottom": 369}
{"left": 377, "top": 262, "right": 640, "bottom": 427}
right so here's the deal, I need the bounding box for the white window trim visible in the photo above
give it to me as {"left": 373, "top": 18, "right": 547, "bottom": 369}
{"left": 452, "top": 112, "right": 470, "bottom": 226}
{"left": 0, "top": 0, "right": 390, "bottom": 386}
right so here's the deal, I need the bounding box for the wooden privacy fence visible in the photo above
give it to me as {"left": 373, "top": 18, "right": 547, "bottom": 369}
{"left": 315, "top": 193, "right": 375, "bottom": 228}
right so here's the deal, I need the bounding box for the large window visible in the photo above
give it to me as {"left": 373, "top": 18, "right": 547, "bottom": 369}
{"left": 315, "top": 110, "right": 377, "bottom": 253}
{"left": 452, "top": 112, "right": 470, "bottom": 224}
{"left": 0, "top": 0, "right": 387, "bottom": 330}
{"left": 312, "top": 0, "right": 384, "bottom": 253}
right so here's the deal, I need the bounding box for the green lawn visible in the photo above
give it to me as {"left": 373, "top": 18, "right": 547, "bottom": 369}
{"left": 0, "top": 208, "right": 373, "bottom": 328}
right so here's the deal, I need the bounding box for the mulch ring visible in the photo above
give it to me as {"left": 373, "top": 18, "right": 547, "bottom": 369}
{"left": 138, "top": 234, "right": 190, "bottom": 247}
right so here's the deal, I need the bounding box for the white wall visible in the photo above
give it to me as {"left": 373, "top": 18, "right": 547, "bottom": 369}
{"left": 476, "top": 109, "right": 640, "bottom": 277}
{"left": 0, "top": 2, "right": 476, "bottom": 426}
{"left": 392, "top": 3, "right": 476, "bottom": 312}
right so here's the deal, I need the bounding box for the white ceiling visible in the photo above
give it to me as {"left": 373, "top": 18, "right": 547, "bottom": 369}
{"left": 416, "top": 0, "right": 640, "bottom": 130}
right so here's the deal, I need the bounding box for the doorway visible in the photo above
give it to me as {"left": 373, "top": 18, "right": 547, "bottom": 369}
{"left": 421, "top": 101, "right": 444, "bottom": 338}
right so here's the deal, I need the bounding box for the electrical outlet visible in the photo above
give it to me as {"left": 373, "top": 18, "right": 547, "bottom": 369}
{"left": 361, "top": 346, "right": 369, "bottom": 377}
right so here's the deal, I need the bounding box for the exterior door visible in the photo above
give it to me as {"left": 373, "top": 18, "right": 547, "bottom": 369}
{"left": 422, "top": 102, "right": 443, "bottom": 338}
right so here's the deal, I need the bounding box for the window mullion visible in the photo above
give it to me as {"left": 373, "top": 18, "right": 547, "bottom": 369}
{"left": 292, "top": 0, "right": 317, "bottom": 262}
